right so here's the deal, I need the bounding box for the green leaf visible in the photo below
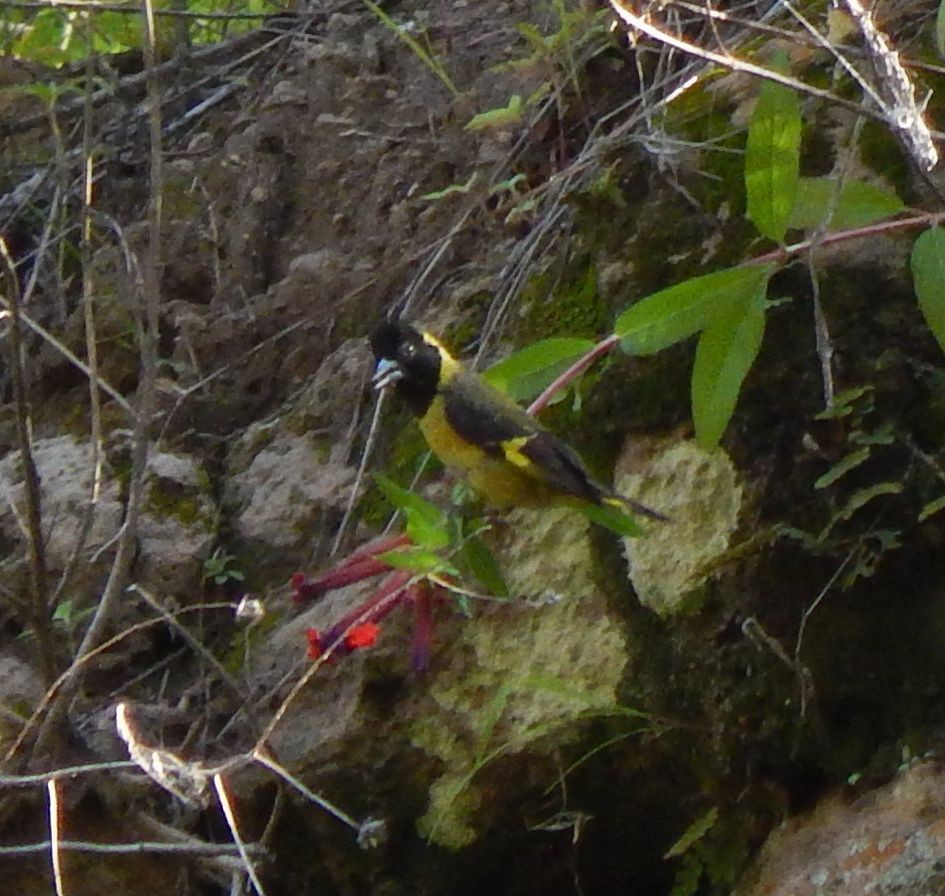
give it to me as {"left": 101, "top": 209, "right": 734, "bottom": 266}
{"left": 52, "top": 600, "right": 75, "bottom": 624}
{"left": 664, "top": 807, "right": 719, "bottom": 859}
{"left": 484, "top": 337, "right": 595, "bottom": 402}
{"left": 788, "top": 177, "right": 904, "bottom": 232}
{"left": 615, "top": 264, "right": 775, "bottom": 356}
{"left": 834, "top": 482, "right": 902, "bottom": 522}
{"left": 911, "top": 228, "right": 945, "bottom": 355}
{"left": 459, "top": 533, "right": 508, "bottom": 597}
{"left": 579, "top": 501, "right": 643, "bottom": 537}
{"left": 377, "top": 547, "right": 452, "bottom": 575}
{"left": 670, "top": 854, "right": 704, "bottom": 896}
{"left": 421, "top": 173, "right": 478, "bottom": 201}
{"left": 850, "top": 423, "right": 894, "bottom": 446}
{"left": 745, "top": 76, "right": 801, "bottom": 243}
{"left": 814, "top": 447, "right": 871, "bottom": 489}
{"left": 373, "top": 475, "right": 449, "bottom": 549}
{"left": 815, "top": 385, "right": 874, "bottom": 420}
{"left": 691, "top": 288, "right": 767, "bottom": 448}
{"left": 919, "top": 494, "right": 945, "bottom": 522}
{"left": 937, "top": 0, "right": 945, "bottom": 59}
{"left": 466, "top": 95, "right": 523, "bottom": 131}
{"left": 12, "top": 9, "right": 79, "bottom": 66}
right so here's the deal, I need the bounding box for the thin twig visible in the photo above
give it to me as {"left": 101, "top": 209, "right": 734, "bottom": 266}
{"left": 31, "top": 0, "right": 166, "bottom": 763}
{"left": 48, "top": 778, "right": 66, "bottom": 896}
{"left": 0, "top": 839, "right": 263, "bottom": 857}
{"left": 0, "top": 0, "right": 272, "bottom": 18}
{"left": 214, "top": 774, "right": 269, "bottom": 896}
{"left": 251, "top": 750, "right": 361, "bottom": 833}
{"left": 608, "top": 0, "right": 904, "bottom": 128}
{"left": 842, "top": 0, "right": 938, "bottom": 172}
{"left": 54, "top": 33, "right": 105, "bottom": 610}
{"left": 0, "top": 241, "right": 57, "bottom": 687}
{"left": 4, "top": 603, "right": 235, "bottom": 763}
{"left": 129, "top": 585, "right": 263, "bottom": 737}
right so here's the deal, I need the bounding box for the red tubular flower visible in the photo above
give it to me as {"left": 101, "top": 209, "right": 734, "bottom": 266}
{"left": 292, "top": 533, "right": 413, "bottom": 604}
{"left": 305, "top": 628, "right": 324, "bottom": 660}
{"left": 410, "top": 583, "right": 434, "bottom": 672}
{"left": 344, "top": 622, "right": 381, "bottom": 651}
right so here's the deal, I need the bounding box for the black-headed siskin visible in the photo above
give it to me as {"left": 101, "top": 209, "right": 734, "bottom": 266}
{"left": 370, "top": 320, "right": 667, "bottom": 523}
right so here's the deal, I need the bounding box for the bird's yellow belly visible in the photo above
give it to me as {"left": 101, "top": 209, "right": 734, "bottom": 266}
{"left": 418, "top": 398, "right": 548, "bottom": 508}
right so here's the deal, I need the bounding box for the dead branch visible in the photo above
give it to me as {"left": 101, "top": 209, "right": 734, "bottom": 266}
{"left": 0, "top": 242, "right": 57, "bottom": 688}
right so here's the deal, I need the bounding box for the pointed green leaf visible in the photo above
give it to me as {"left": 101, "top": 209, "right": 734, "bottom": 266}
{"left": 788, "top": 177, "right": 904, "bottom": 232}
{"left": 814, "top": 447, "right": 870, "bottom": 489}
{"left": 745, "top": 77, "right": 801, "bottom": 243}
{"left": 580, "top": 501, "right": 642, "bottom": 537}
{"left": 377, "top": 547, "right": 454, "bottom": 575}
{"left": 615, "top": 264, "right": 774, "bottom": 356}
{"left": 664, "top": 807, "right": 719, "bottom": 859}
{"left": 919, "top": 494, "right": 945, "bottom": 522}
{"left": 373, "top": 475, "right": 449, "bottom": 549}
{"left": 834, "top": 482, "right": 902, "bottom": 522}
{"left": 691, "top": 289, "right": 767, "bottom": 448}
{"left": 484, "top": 337, "right": 595, "bottom": 401}
{"left": 458, "top": 533, "right": 508, "bottom": 597}
{"left": 814, "top": 385, "right": 874, "bottom": 420}
{"left": 465, "top": 94, "right": 523, "bottom": 131}
{"left": 911, "top": 227, "right": 945, "bottom": 355}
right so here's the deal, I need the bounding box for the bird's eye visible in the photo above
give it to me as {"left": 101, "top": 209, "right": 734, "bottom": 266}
{"left": 402, "top": 342, "right": 417, "bottom": 359}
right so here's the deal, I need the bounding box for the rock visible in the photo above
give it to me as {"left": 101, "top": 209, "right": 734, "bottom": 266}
{"left": 734, "top": 761, "right": 945, "bottom": 896}
{"left": 617, "top": 439, "right": 743, "bottom": 616}
{"left": 411, "top": 506, "right": 630, "bottom": 849}
{"left": 287, "top": 337, "right": 374, "bottom": 445}
{"left": 137, "top": 450, "right": 215, "bottom": 600}
{"left": 0, "top": 436, "right": 215, "bottom": 605}
{"left": 0, "top": 435, "right": 123, "bottom": 587}
{"left": 225, "top": 429, "right": 359, "bottom": 568}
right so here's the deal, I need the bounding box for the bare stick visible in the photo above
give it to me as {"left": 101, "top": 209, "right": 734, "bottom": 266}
{"left": 842, "top": 0, "right": 938, "bottom": 172}
{"left": 55, "top": 23, "right": 105, "bottom": 610}
{"left": 48, "top": 778, "right": 66, "bottom": 896}
{"left": 214, "top": 774, "right": 269, "bottom": 896}
{"left": 608, "top": 0, "right": 904, "bottom": 128}
{"left": 0, "top": 241, "right": 57, "bottom": 687}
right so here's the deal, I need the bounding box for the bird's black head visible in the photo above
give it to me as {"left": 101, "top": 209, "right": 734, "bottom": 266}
{"left": 370, "top": 320, "right": 442, "bottom": 416}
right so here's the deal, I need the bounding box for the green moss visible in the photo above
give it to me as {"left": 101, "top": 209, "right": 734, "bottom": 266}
{"left": 145, "top": 479, "right": 206, "bottom": 527}
{"left": 858, "top": 121, "right": 911, "bottom": 201}
{"left": 619, "top": 440, "right": 743, "bottom": 617}
{"left": 220, "top": 610, "right": 281, "bottom": 675}
{"left": 410, "top": 507, "right": 631, "bottom": 849}
{"left": 518, "top": 258, "right": 609, "bottom": 343}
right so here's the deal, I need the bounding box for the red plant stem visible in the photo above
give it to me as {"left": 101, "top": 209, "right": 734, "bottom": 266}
{"left": 528, "top": 334, "right": 620, "bottom": 416}
{"left": 526, "top": 212, "right": 944, "bottom": 414}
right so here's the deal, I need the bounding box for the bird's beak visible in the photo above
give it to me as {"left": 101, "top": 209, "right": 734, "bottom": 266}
{"left": 372, "top": 358, "right": 404, "bottom": 391}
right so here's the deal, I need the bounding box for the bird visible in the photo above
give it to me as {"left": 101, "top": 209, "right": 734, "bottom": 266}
{"left": 370, "top": 320, "right": 668, "bottom": 523}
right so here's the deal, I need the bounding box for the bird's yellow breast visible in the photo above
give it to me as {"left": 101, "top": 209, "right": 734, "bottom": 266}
{"left": 418, "top": 396, "right": 550, "bottom": 508}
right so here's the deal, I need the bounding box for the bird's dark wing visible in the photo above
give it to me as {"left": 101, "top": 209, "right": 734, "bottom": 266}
{"left": 442, "top": 371, "right": 603, "bottom": 503}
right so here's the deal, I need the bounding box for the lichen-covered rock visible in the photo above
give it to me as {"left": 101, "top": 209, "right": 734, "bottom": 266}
{"left": 0, "top": 651, "right": 43, "bottom": 742}
{"left": 137, "top": 450, "right": 215, "bottom": 599}
{"left": 0, "top": 437, "right": 216, "bottom": 606}
{"left": 286, "top": 337, "right": 374, "bottom": 444}
{"left": 0, "top": 435, "right": 123, "bottom": 590}
{"left": 734, "top": 761, "right": 945, "bottom": 896}
{"left": 617, "top": 439, "right": 743, "bottom": 616}
{"left": 411, "top": 506, "right": 629, "bottom": 849}
{"left": 225, "top": 428, "right": 359, "bottom": 564}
